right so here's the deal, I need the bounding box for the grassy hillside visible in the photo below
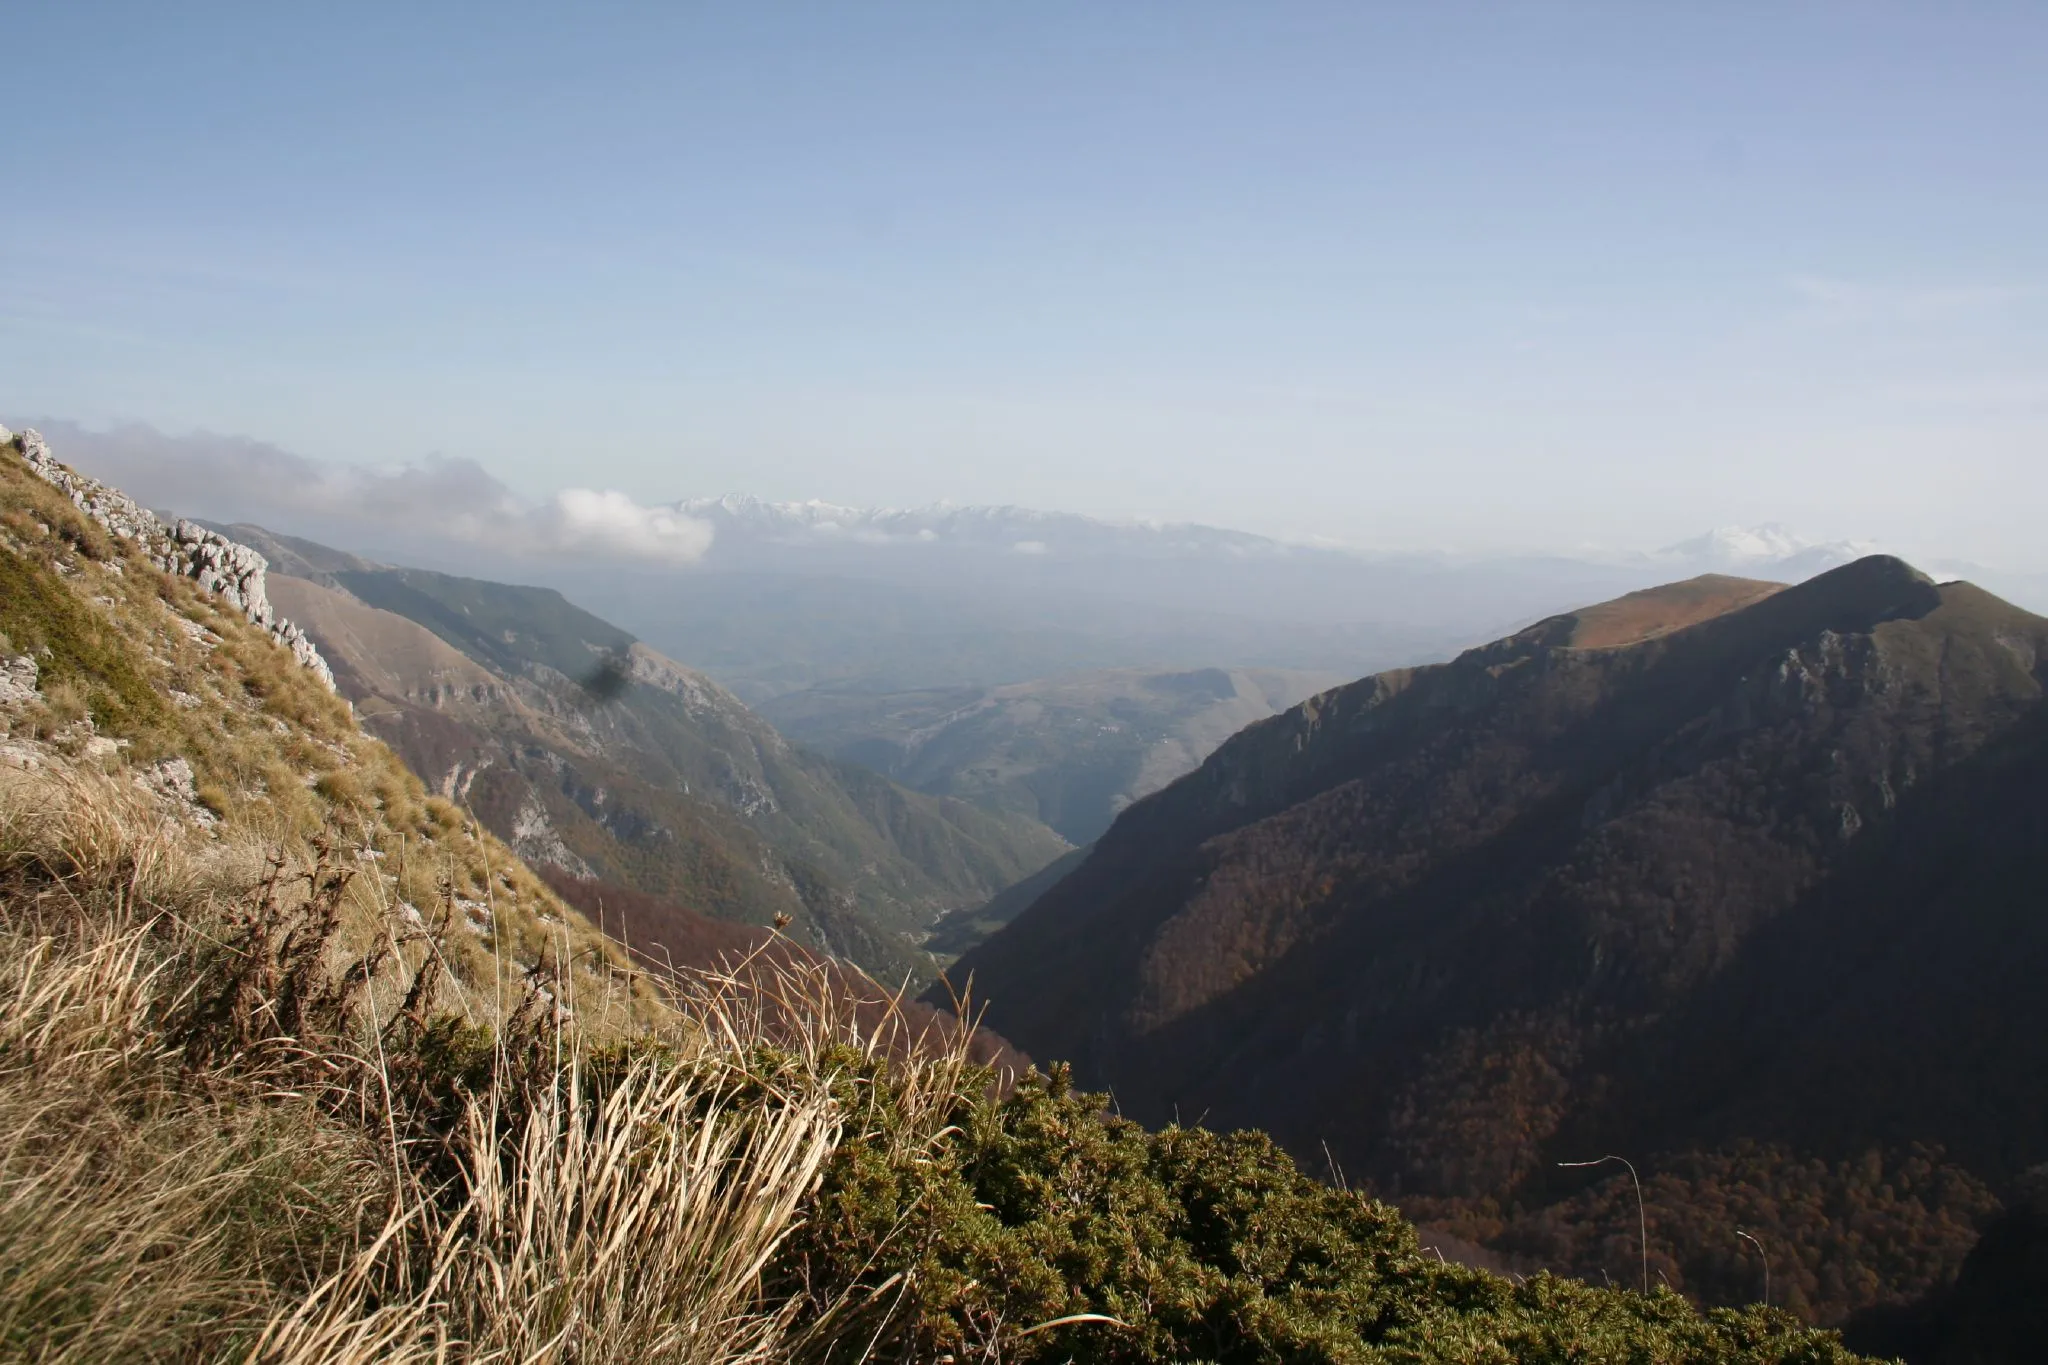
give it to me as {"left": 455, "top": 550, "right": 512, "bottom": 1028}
{"left": 226, "top": 524, "right": 1069, "bottom": 981}
{"left": 948, "top": 561, "right": 2048, "bottom": 1329}
{"left": 0, "top": 434, "right": 640, "bottom": 1021}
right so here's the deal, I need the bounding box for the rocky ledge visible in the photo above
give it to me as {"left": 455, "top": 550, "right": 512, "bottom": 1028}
{"left": 3, "top": 424, "right": 336, "bottom": 691}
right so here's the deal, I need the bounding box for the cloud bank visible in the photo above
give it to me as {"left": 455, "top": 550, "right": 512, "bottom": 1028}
{"left": 18, "top": 421, "right": 713, "bottom": 565}
{"left": 534, "top": 488, "right": 714, "bottom": 562}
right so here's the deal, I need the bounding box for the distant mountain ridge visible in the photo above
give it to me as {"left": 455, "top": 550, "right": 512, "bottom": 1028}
{"left": 682, "top": 493, "right": 1878, "bottom": 579}
{"left": 574, "top": 505, "right": 1893, "bottom": 704}
{"left": 942, "top": 558, "right": 2048, "bottom": 1327}
{"left": 1652, "top": 523, "right": 1878, "bottom": 578}
{"left": 679, "top": 494, "right": 1322, "bottom": 560}
{"left": 44, "top": 420, "right": 2018, "bottom": 710}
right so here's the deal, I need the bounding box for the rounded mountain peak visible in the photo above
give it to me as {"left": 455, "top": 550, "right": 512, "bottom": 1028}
{"left": 1768, "top": 552, "right": 1943, "bottom": 629}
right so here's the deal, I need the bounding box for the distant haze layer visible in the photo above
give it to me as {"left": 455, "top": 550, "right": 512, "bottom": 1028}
{"left": 15, "top": 420, "right": 2047, "bottom": 700}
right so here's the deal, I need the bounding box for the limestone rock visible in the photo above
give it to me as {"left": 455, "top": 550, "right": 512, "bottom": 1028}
{"left": 135, "top": 755, "right": 219, "bottom": 830}
{"left": 509, "top": 794, "right": 596, "bottom": 879}
{"left": 10, "top": 428, "right": 337, "bottom": 691}
{"left": 0, "top": 655, "right": 37, "bottom": 707}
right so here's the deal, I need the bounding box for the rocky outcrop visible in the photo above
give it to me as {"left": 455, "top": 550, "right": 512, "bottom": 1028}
{"left": 134, "top": 755, "right": 221, "bottom": 831}
{"left": 508, "top": 792, "right": 596, "bottom": 879}
{"left": 0, "top": 654, "right": 36, "bottom": 708}
{"left": 4, "top": 425, "right": 335, "bottom": 690}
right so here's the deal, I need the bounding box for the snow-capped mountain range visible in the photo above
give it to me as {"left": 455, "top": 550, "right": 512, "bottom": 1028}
{"left": 675, "top": 494, "right": 1305, "bottom": 561}
{"left": 597, "top": 499, "right": 1914, "bottom": 689}
{"left": 1649, "top": 524, "right": 1877, "bottom": 576}
{"left": 676, "top": 494, "right": 1877, "bottom": 577}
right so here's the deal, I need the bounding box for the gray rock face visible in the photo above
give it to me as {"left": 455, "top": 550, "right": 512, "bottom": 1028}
{"left": 508, "top": 793, "right": 596, "bottom": 879}
{"left": 135, "top": 755, "right": 219, "bottom": 830}
{"left": 0, "top": 655, "right": 36, "bottom": 707}
{"left": 11, "top": 428, "right": 336, "bottom": 691}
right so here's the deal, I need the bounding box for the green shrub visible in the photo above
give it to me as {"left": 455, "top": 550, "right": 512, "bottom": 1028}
{"left": 769, "top": 1061, "right": 1869, "bottom": 1364}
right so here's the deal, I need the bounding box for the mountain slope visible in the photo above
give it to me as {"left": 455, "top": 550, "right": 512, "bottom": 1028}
{"left": 944, "top": 560, "right": 2048, "bottom": 1324}
{"left": 228, "top": 525, "right": 1069, "bottom": 979}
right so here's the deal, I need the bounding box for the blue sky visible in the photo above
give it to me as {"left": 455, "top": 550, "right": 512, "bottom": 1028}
{"left": 4, "top": 3, "right": 2044, "bottom": 564}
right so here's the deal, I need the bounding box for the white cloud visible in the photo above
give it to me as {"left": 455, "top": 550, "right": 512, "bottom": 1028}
{"left": 18, "top": 421, "right": 713, "bottom": 565}
{"left": 534, "top": 488, "right": 715, "bottom": 563}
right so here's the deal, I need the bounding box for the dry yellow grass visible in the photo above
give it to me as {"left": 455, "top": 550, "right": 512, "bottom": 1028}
{"left": 1552, "top": 573, "right": 1787, "bottom": 649}
{"left": 0, "top": 762, "right": 981, "bottom": 1363}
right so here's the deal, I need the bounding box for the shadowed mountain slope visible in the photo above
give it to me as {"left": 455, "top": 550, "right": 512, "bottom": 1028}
{"left": 763, "top": 580, "right": 1776, "bottom": 860}
{"left": 237, "top": 526, "right": 1069, "bottom": 981}
{"left": 943, "top": 560, "right": 2048, "bottom": 1326}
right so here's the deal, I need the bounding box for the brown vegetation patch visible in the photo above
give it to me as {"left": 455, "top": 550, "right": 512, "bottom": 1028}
{"left": 1556, "top": 573, "right": 1788, "bottom": 649}
{"left": 538, "top": 866, "right": 1029, "bottom": 1077}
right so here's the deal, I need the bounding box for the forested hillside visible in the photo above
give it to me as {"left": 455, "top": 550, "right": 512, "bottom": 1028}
{"left": 947, "top": 561, "right": 2048, "bottom": 1327}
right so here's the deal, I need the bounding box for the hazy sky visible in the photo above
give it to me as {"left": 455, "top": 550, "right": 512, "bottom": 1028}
{"left": 4, "top": 3, "right": 2045, "bottom": 564}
